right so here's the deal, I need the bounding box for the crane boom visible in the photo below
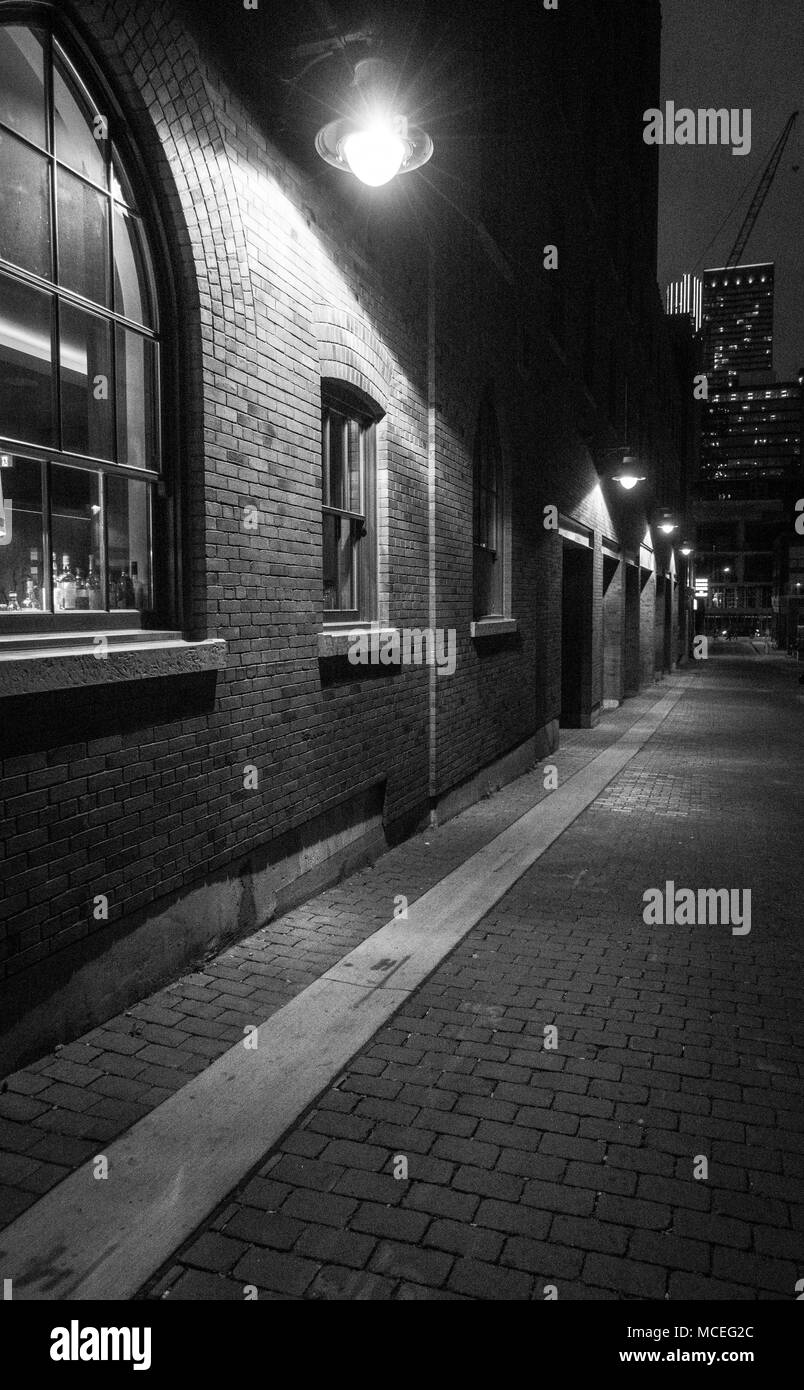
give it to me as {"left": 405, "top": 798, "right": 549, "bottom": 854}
{"left": 726, "top": 111, "right": 798, "bottom": 266}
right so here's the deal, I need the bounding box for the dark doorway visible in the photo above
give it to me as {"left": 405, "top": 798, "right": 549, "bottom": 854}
{"left": 561, "top": 542, "right": 593, "bottom": 727}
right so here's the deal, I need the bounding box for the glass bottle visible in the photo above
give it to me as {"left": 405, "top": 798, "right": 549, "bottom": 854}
{"left": 53, "top": 554, "right": 63, "bottom": 611}
{"left": 75, "top": 566, "right": 89, "bottom": 610}
{"left": 23, "top": 548, "right": 41, "bottom": 610}
{"left": 120, "top": 566, "right": 135, "bottom": 608}
{"left": 87, "top": 554, "right": 101, "bottom": 610}
{"left": 59, "top": 554, "right": 76, "bottom": 610}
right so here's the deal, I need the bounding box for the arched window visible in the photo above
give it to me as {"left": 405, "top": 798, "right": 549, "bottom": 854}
{"left": 0, "top": 16, "right": 162, "bottom": 627}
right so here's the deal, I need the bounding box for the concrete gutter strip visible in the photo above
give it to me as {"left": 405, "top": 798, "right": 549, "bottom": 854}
{"left": 0, "top": 681, "right": 690, "bottom": 1300}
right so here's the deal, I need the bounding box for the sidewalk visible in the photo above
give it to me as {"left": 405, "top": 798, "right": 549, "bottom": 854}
{"left": 2, "top": 658, "right": 803, "bottom": 1299}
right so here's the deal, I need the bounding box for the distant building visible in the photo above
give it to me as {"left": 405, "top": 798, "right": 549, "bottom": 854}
{"left": 702, "top": 262, "right": 774, "bottom": 382}
{"left": 666, "top": 273, "right": 702, "bottom": 332}
{"left": 695, "top": 377, "right": 803, "bottom": 636}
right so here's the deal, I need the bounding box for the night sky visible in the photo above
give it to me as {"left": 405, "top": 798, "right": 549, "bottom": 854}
{"left": 658, "top": 0, "right": 803, "bottom": 379}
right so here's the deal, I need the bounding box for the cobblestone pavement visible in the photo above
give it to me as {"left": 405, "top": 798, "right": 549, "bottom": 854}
{"left": 136, "top": 656, "right": 804, "bottom": 1301}
{"left": 0, "top": 688, "right": 665, "bottom": 1231}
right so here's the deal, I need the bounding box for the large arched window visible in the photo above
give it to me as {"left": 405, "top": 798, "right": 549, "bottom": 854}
{"left": 0, "top": 15, "right": 162, "bottom": 628}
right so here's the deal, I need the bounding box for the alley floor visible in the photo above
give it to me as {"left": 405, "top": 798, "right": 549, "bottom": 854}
{"left": 2, "top": 654, "right": 803, "bottom": 1301}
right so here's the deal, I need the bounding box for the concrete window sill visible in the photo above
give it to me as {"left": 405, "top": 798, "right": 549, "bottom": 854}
{"left": 470, "top": 618, "right": 519, "bottom": 639}
{"left": 0, "top": 630, "right": 226, "bottom": 697}
{"left": 318, "top": 627, "right": 400, "bottom": 659}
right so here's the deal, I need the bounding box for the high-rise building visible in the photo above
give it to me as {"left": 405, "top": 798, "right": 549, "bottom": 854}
{"left": 695, "top": 375, "right": 802, "bottom": 637}
{"left": 699, "top": 381, "right": 802, "bottom": 498}
{"left": 702, "top": 262, "right": 774, "bottom": 381}
{"left": 666, "top": 273, "right": 702, "bottom": 332}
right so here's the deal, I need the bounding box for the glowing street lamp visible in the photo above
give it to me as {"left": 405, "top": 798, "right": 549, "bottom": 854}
{"left": 679, "top": 543, "right": 693, "bottom": 557}
{"left": 316, "top": 60, "right": 433, "bottom": 187}
{"left": 612, "top": 456, "right": 646, "bottom": 490}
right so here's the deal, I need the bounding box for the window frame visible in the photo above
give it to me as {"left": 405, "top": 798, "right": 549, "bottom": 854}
{"left": 0, "top": 6, "right": 177, "bottom": 635}
{"left": 472, "top": 384, "right": 505, "bottom": 621}
{"left": 321, "top": 380, "right": 378, "bottom": 626}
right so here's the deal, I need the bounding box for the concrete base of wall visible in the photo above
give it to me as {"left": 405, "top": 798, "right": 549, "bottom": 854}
{"left": 432, "top": 721, "right": 559, "bottom": 828}
{"left": 0, "top": 723, "right": 561, "bottom": 1076}
{"left": 0, "top": 785, "right": 388, "bottom": 1076}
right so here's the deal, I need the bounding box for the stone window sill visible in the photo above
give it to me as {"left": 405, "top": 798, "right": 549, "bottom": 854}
{"left": 0, "top": 630, "right": 226, "bottom": 697}
{"left": 318, "top": 627, "right": 399, "bottom": 659}
{"left": 470, "top": 618, "right": 519, "bottom": 639}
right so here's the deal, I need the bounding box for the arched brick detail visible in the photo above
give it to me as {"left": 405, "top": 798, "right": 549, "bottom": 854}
{"left": 312, "top": 304, "right": 395, "bottom": 414}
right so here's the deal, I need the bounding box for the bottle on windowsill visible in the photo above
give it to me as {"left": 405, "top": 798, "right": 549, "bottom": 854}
{"left": 87, "top": 554, "right": 102, "bottom": 610}
{"left": 58, "top": 554, "right": 76, "bottom": 610}
{"left": 131, "top": 560, "right": 145, "bottom": 610}
{"left": 74, "top": 566, "right": 90, "bottom": 610}
{"left": 119, "top": 566, "right": 135, "bottom": 608}
{"left": 22, "top": 548, "right": 41, "bottom": 610}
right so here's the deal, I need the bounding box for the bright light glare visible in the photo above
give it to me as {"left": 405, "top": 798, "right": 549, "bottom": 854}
{"left": 343, "top": 126, "right": 406, "bottom": 186}
{"left": 616, "top": 474, "right": 641, "bottom": 490}
{"left": 659, "top": 522, "right": 676, "bottom": 534}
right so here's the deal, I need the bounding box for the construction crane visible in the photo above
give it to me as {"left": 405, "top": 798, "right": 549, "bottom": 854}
{"left": 726, "top": 110, "right": 798, "bottom": 266}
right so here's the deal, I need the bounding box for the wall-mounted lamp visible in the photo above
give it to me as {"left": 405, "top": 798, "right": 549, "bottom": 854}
{"left": 679, "top": 543, "right": 693, "bottom": 557}
{"left": 316, "top": 60, "right": 434, "bottom": 186}
{"left": 658, "top": 520, "right": 677, "bottom": 535}
{"left": 612, "top": 455, "right": 646, "bottom": 490}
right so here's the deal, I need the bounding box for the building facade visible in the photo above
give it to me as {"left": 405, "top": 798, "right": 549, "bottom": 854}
{"left": 0, "top": 0, "right": 694, "bottom": 1073}
{"left": 694, "top": 258, "right": 801, "bottom": 637}
{"left": 702, "top": 261, "right": 775, "bottom": 382}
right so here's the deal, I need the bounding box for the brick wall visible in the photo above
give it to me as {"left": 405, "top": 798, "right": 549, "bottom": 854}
{"left": 0, "top": 0, "right": 692, "bottom": 1061}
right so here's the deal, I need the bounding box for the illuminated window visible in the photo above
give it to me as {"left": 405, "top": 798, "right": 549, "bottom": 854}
{"left": 0, "top": 17, "right": 161, "bottom": 624}
{"left": 321, "top": 383, "right": 378, "bottom": 623}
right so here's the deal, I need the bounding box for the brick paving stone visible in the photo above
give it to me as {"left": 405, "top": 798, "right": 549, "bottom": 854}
{"left": 447, "top": 1257, "right": 532, "bottom": 1301}
{"left": 232, "top": 1248, "right": 320, "bottom": 1297}
{"left": 7, "top": 668, "right": 804, "bottom": 1297}
{"left": 368, "top": 1240, "right": 452, "bottom": 1288}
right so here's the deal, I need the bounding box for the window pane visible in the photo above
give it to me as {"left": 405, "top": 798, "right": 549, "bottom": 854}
{"left": 50, "top": 464, "right": 101, "bottom": 611}
{"left": 0, "top": 26, "right": 48, "bottom": 149}
{"left": 0, "top": 455, "right": 45, "bottom": 612}
{"left": 106, "top": 473, "right": 151, "bottom": 611}
{"left": 57, "top": 170, "right": 110, "bottom": 306}
{"left": 327, "top": 411, "right": 346, "bottom": 510}
{"left": 113, "top": 206, "right": 154, "bottom": 326}
{"left": 60, "top": 303, "right": 114, "bottom": 459}
{"left": 111, "top": 146, "right": 137, "bottom": 210}
{"left": 116, "top": 326, "right": 157, "bottom": 468}
{"left": 0, "top": 274, "right": 55, "bottom": 446}
{"left": 323, "top": 512, "right": 356, "bottom": 613}
{"left": 0, "top": 129, "right": 51, "bottom": 278}
{"left": 347, "top": 418, "right": 361, "bottom": 512}
{"left": 54, "top": 49, "right": 107, "bottom": 185}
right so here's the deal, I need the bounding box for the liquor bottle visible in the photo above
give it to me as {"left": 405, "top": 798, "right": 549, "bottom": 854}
{"left": 131, "top": 560, "right": 145, "bottom": 609}
{"left": 87, "top": 555, "right": 101, "bottom": 610}
{"left": 119, "top": 566, "right": 135, "bottom": 608}
{"left": 58, "top": 554, "right": 76, "bottom": 610}
{"left": 52, "top": 555, "right": 63, "bottom": 611}
{"left": 23, "top": 548, "right": 41, "bottom": 610}
{"left": 74, "top": 566, "right": 90, "bottom": 610}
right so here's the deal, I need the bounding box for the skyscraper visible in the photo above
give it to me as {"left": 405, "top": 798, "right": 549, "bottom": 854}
{"left": 702, "top": 262, "right": 774, "bottom": 381}
{"left": 666, "top": 273, "right": 702, "bottom": 332}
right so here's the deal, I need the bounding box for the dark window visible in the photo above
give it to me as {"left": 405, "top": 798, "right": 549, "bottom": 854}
{"left": 0, "top": 18, "right": 161, "bottom": 624}
{"left": 473, "top": 385, "right": 503, "bottom": 619}
{"left": 321, "top": 384, "right": 377, "bottom": 623}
